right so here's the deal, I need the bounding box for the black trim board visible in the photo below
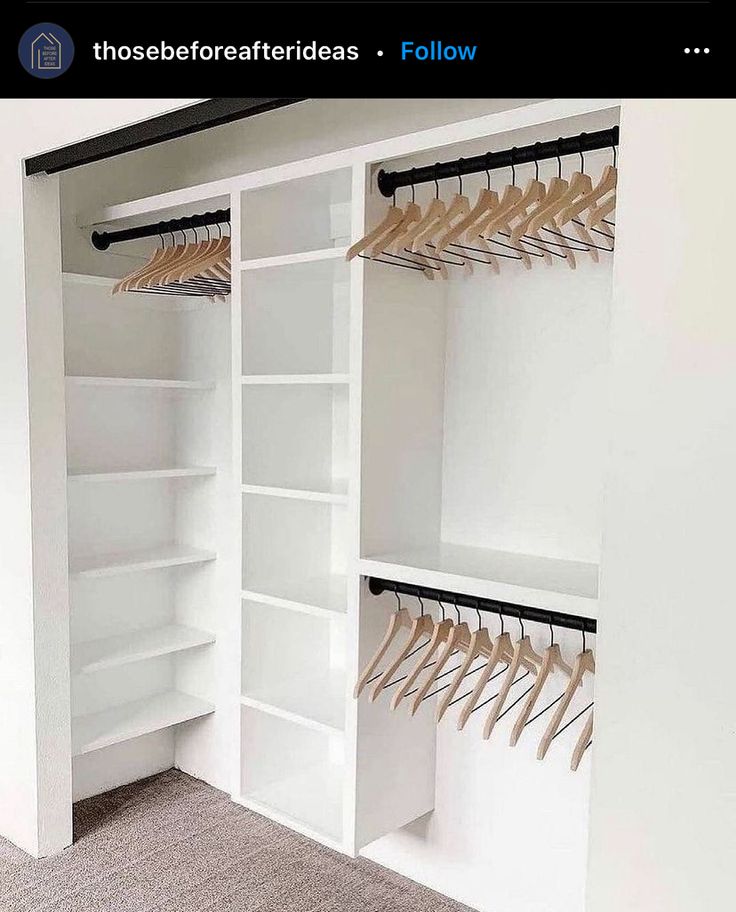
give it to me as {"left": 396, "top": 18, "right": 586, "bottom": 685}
{"left": 24, "top": 98, "right": 307, "bottom": 176}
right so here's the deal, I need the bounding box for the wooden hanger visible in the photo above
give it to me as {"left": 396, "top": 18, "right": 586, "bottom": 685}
{"left": 527, "top": 170, "right": 592, "bottom": 236}
{"left": 346, "top": 202, "right": 404, "bottom": 261}
{"left": 391, "top": 610, "right": 455, "bottom": 710}
{"left": 414, "top": 165, "right": 470, "bottom": 251}
{"left": 353, "top": 589, "right": 411, "bottom": 698}
{"left": 114, "top": 234, "right": 186, "bottom": 293}
{"left": 370, "top": 597, "right": 435, "bottom": 702}
{"left": 166, "top": 234, "right": 230, "bottom": 286}
{"left": 482, "top": 614, "right": 544, "bottom": 739}
{"left": 134, "top": 232, "right": 206, "bottom": 289}
{"left": 435, "top": 159, "right": 499, "bottom": 253}
{"left": 571, "top": 710, "right": 593, "bottom": 771}
{"left": 509, "top": 632, "right": 572, "bottom": 747}
{"left": 408, "top": 606, "right": 472, "bottom": 716}
{"left": 510, "top": 162, "right": 570, "bottom": 245}
{"left": 587, "top": 193, "right": 616, "bottom": 229}
{"left": 538, "top": 642, "right": 595, "bottom": 760}
{"left": 456, "top": 620, "right": 517, "bottom": 731}
{"left": 557, "top": 163, "right": 617, "bottom": 228}
{"left": 372, "top": 200, "right": 422, "bottom": 258}
{"left": 435, "top": 617, "right": 493, "bottom": 722}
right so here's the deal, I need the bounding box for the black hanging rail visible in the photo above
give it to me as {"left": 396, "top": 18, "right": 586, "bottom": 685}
{"left": 90, "top": 208, "right": 231, "bottom": 251}
{"left": 376, "top": 127, "right": 619, "bottom": 199}
{"left": 367, "top": 576, "right": 597, "bottom": 634}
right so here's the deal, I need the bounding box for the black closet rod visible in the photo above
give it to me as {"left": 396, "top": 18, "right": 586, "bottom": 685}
{"left": 90, "top": 207, "right": 231, "bottom": 251}
{"left": 376, "top": 126, "right": 619, "bottom": 199}
{"left": 367, "top": 576, "right": 597, "bottom": 634}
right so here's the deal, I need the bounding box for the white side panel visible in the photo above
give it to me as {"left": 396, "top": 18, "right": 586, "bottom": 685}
{"left": 587, "top": 99, "right": 736, "bottom": 912}
{"left": 72, "top": 730, "right": 174, "bottom": 802}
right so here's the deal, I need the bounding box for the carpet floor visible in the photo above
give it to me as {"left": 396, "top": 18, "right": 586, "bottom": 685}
{"left": 0, "top": 769, "right": 471, "bottom": 912}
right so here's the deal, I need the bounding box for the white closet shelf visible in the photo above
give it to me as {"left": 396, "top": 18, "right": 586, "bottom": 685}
{"left": 235, "top": 761, "right": 344, "bottom": 849}
{"left": 72, "top": 691, "right": 214, "bottom": 756}
{"left": 70, "top": 544, "right": 217, "bottom": 578}
{"left": 241, "top": 575, "right": 347, "bottom": 619}
{"left": 241, "top": 670, "right": 345, "bottom": 735}
{"left": 240, "top": 374, "right": 350, "bottom": 386}
{"left": 68, "top": 466, "right": 217, "bottom": 482}
{"left": 72, "top": 624, "right": 216, "bottom": 675}
{"left": 241, "top": 482, "right": 348, "bottom": 505}
{"left": 65, "top": 376, "right": 215, "bottom": 390}
{"left": 240, "top": 246, "right": 349, "bottom": 272}
{"left": 359, "top": 542, "right": 599, "bottom": 617}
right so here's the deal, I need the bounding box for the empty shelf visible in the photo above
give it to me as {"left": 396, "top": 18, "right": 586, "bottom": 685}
{"left": 359, "top": 542, "right": 599, "bottom": 617}
{"left": 238, "top": 761, "right": 344, "bottom": 847}
{"left": 240, "top": 246, "right": 349, "bottom": 272}
{"left": 70, "top": 544, "right": 217, "bottom": 578}
{"left": 241, "top": 483, "right": 348, "bottom": 505}
{"left": 241, "top": 374, "right": 350, "bottom": 385}
{"left": 72, "top": 624, "right": 215, "bottom": 675}
{"left": 72, "top": 691, "right": 214, "bottom": 756}
{"left": 241, "top": 670, "right": 345, "bottom": 734}
{"left": 68, "top": 466, "right": 216, "bottom": 482}
{"left": 241, "top": 575, "right": 347, "bottom": 618}
{"left": 65, "top": 376, "right": 215, "bottom": 390}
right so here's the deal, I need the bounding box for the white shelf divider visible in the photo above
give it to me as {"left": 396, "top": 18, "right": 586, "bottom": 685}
{"left": 241, "top": 483, "right": 348, "bottom": 505}
{"left": 65, "top": 376, "right": 215, "bottom": 390}
{"left": 240, "top": 670, "right": 345, "bottom": 735}
{"left": 241, "top": 374, "right": 350, "bottom": 386}
{"left": 70, "top": 544, "right": 217, "bottom": 578}
{"left": 240, "top": 246, "right": 349, "bottom": 272}
{"left": 72, "top": 691, "right": 215, "bottom": 756}
{"left": 68, "top": 466, "right": 216, "bottom": 483}
{"left": 359, "top": 543, "right": 599, "bottom": 617}
{"left": 72, "top": 624, "right": 216, "bottom": 675}
{"left": 241, "top": 575, "right": 347, "bottom": 619}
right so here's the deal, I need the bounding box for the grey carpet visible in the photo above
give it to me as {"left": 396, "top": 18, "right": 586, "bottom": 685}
{"left": 0, "top": 769, "right": 472, "bottom": 912}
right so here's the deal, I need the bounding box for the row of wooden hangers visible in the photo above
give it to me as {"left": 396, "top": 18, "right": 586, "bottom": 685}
{"left": 354, "top": 588, "right": 595, "bottom": 771}
{"left": 347, "top": 145, "right": 617, "bottom": 279}
{"left": 112, "top": 224, "right": 231, "bottom": 299}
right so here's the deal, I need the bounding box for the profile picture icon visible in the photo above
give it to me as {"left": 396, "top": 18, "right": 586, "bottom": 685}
{"left": 19, "top": 23, "right": 74, "bottom": 78}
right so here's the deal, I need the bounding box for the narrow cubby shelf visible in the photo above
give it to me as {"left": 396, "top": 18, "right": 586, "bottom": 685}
{"left": 70, "top": 544, "right": 217, "bottom": 578}
{"left": 72, "top": 691, "right": 215, "bottom": 756}
{"left": 240, "top": 669, "right": 346, "bottom": 735}
{"left": 71, "top": 624, "right": 216, "bottom": 675}
{"left": 241, "top": 483, "right": 348, "bottom": 505}
{"left": 68, "top": 466, "right": 216, "bottom": 483}
{"left": 241, "top": 374, "right": 350, "bottom": 386}
{"left": 240, "top": 246, "right": 349, "bottom": 272}
{"left": 241, "top": 575, "right": 347, "bottom": 619}
{"left": 65, "top": 376, "right": 215, "bottom": 390}
{"left": 359, "top": 543, "right": 599, "bottom": 617}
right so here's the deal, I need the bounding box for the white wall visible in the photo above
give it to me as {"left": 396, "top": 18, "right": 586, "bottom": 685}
{"left": 586, "top": 99, "right": 736, "bottom": 911}
{"left": 0, "top": 98, "right": 199, "bottom": 857}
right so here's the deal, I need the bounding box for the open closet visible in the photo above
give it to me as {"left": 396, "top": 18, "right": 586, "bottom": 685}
{"left": 36, "top": 98, "right": 620, "bottom": 912}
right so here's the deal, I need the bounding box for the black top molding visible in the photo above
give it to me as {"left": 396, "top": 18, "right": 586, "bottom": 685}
{"left": 24, "top": 98, "right": 307, "bottom": 176}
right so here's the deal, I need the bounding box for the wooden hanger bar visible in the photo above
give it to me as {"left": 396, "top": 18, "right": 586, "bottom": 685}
{"left": 91, "top": 209, "right": 231, "bottom": 251}
{"left": 367, "top": 577, "right": 597, "bottom": 634}
{"left": 376, "top": 127, "right": 619, "bottom": 198}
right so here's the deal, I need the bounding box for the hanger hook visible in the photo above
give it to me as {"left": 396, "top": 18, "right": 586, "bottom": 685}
{"left": 434, "top": 163, "right": 441, "bottom": 199}
{"left": 204, "top": 223, "right": 210, "bottom": 242}
{"left": 474, "top": 599, "right": 482, "bottom": 631}
{"left": 533, "top": 143, "right": 540, "bottom": 181}
{"left": 437, "top": 596, "right": 446, "bottom": 621}
{"left": 581, "top": 618, "right": 587, "bottom": 653}
{"left": 556, "top": 138, "right": 563, "bottom": 179}
{"left": 578, "top": 133, "right": 587, "bottom": 173}
{"left": 416, "top": 588, "right": 425, "bottom": 617}
{"left": 612, "top": 139, "right": 618, "bottom": 169}
{"left": 516, "top": 607, "right": 525, "bottom": 640}
{"left": 392, "top": 582, "right": 402, "bottom": 613}
{"left": 392, "top": 189, "right": 397, "bottom": 207}
{"left": 548, "top": 613, "right": 555, "bottom": 647}
{"left": 452, "top": 594, "right": 461, "bottom": 624}
{"left": 498, "top": 608, "right": 505, "bottom": 635}
{"left": 510, "top": 146, "right": 517, "bottom": 186}
{"left": 409, "top": 168, "right": 416, "bottom": 204}
{"left": 484, "top": 152, "right": 492, "bottom": 191}
{"left": 457, "top": 159, "right": 463, "bottom": 196}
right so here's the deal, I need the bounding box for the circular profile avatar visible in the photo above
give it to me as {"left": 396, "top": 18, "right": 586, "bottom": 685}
{"left": 19, "top": 23, "right": 75, "bottom": 78}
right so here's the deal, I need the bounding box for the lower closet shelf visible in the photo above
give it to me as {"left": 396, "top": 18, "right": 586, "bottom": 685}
{"left": 72, "top": 624, "right": 215, "bottom": 675}
{"left": 240, "top": 670, "right": 345, "bottom": 734}
{"left": 70, "top": 544, "right": 217, "bottom": 578}
{"left": 72, "top": 691, "right": 215, "bottom": 756}
{"left": 241, "top": 574, "right": 347, "bottom": 618}
{"left": 237, "top": 762, "right": 344, "bottom": 848}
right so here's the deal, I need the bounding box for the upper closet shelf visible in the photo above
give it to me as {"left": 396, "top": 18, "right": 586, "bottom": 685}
{"left": 240, "top": 246, "right": 349, "bottom": 272}
{"left": 241, "top": 374, "right": 349, "bottom": 386}
{"left": 68, "top": 466, "right": 216, "bottom": 483}
{"left": 242, "top": 574, "right": 347, "bottom": 619}
{"left": 65, "top": 376, "right": 215, "bottom": 390}
{"left": 70, "top": 544, "right": 217, "bottom": 578}
{"left": 72, "top": 691, "right": 214, "bottom": 756}
{"left": 72, "top": 624, "right": 215, "bottom": 675}
{"left": 359, "top": 543, "right": 599, "bottom": 617}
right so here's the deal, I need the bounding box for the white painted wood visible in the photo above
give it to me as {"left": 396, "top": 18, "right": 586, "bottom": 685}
{"left": 359, "top": 545, "right": 599, "bottom": 617}
{"left": 241, "top": 373, "right": 350, "bottom": 385}
{"left": 70, "top": 544, "right": 217, "bottom": 577}
{"left": 65, "top": 376, "right": 215, "bottom": 390}
{"left": 241, "top": 669, "right": 346, "bottom": 734}
{"left": 241, "top": 246, "right": 350, "bottom": 271}
{"left": 71, "top": 624, "right": 215, "bottom": 675}
{"left": 72, "top": 691, "right": 214, "bottom": 756}
{"left": 68, "top": 466, "right": 216, "bottom": 482}
{"left": 241, "top": 483, "right": 348, "bottom": 504}
{"left": 233, "top": 792, "right": 344, "bottom": 853}
{"left": 241, "top": 585, "right": 346, "bottom": 619}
